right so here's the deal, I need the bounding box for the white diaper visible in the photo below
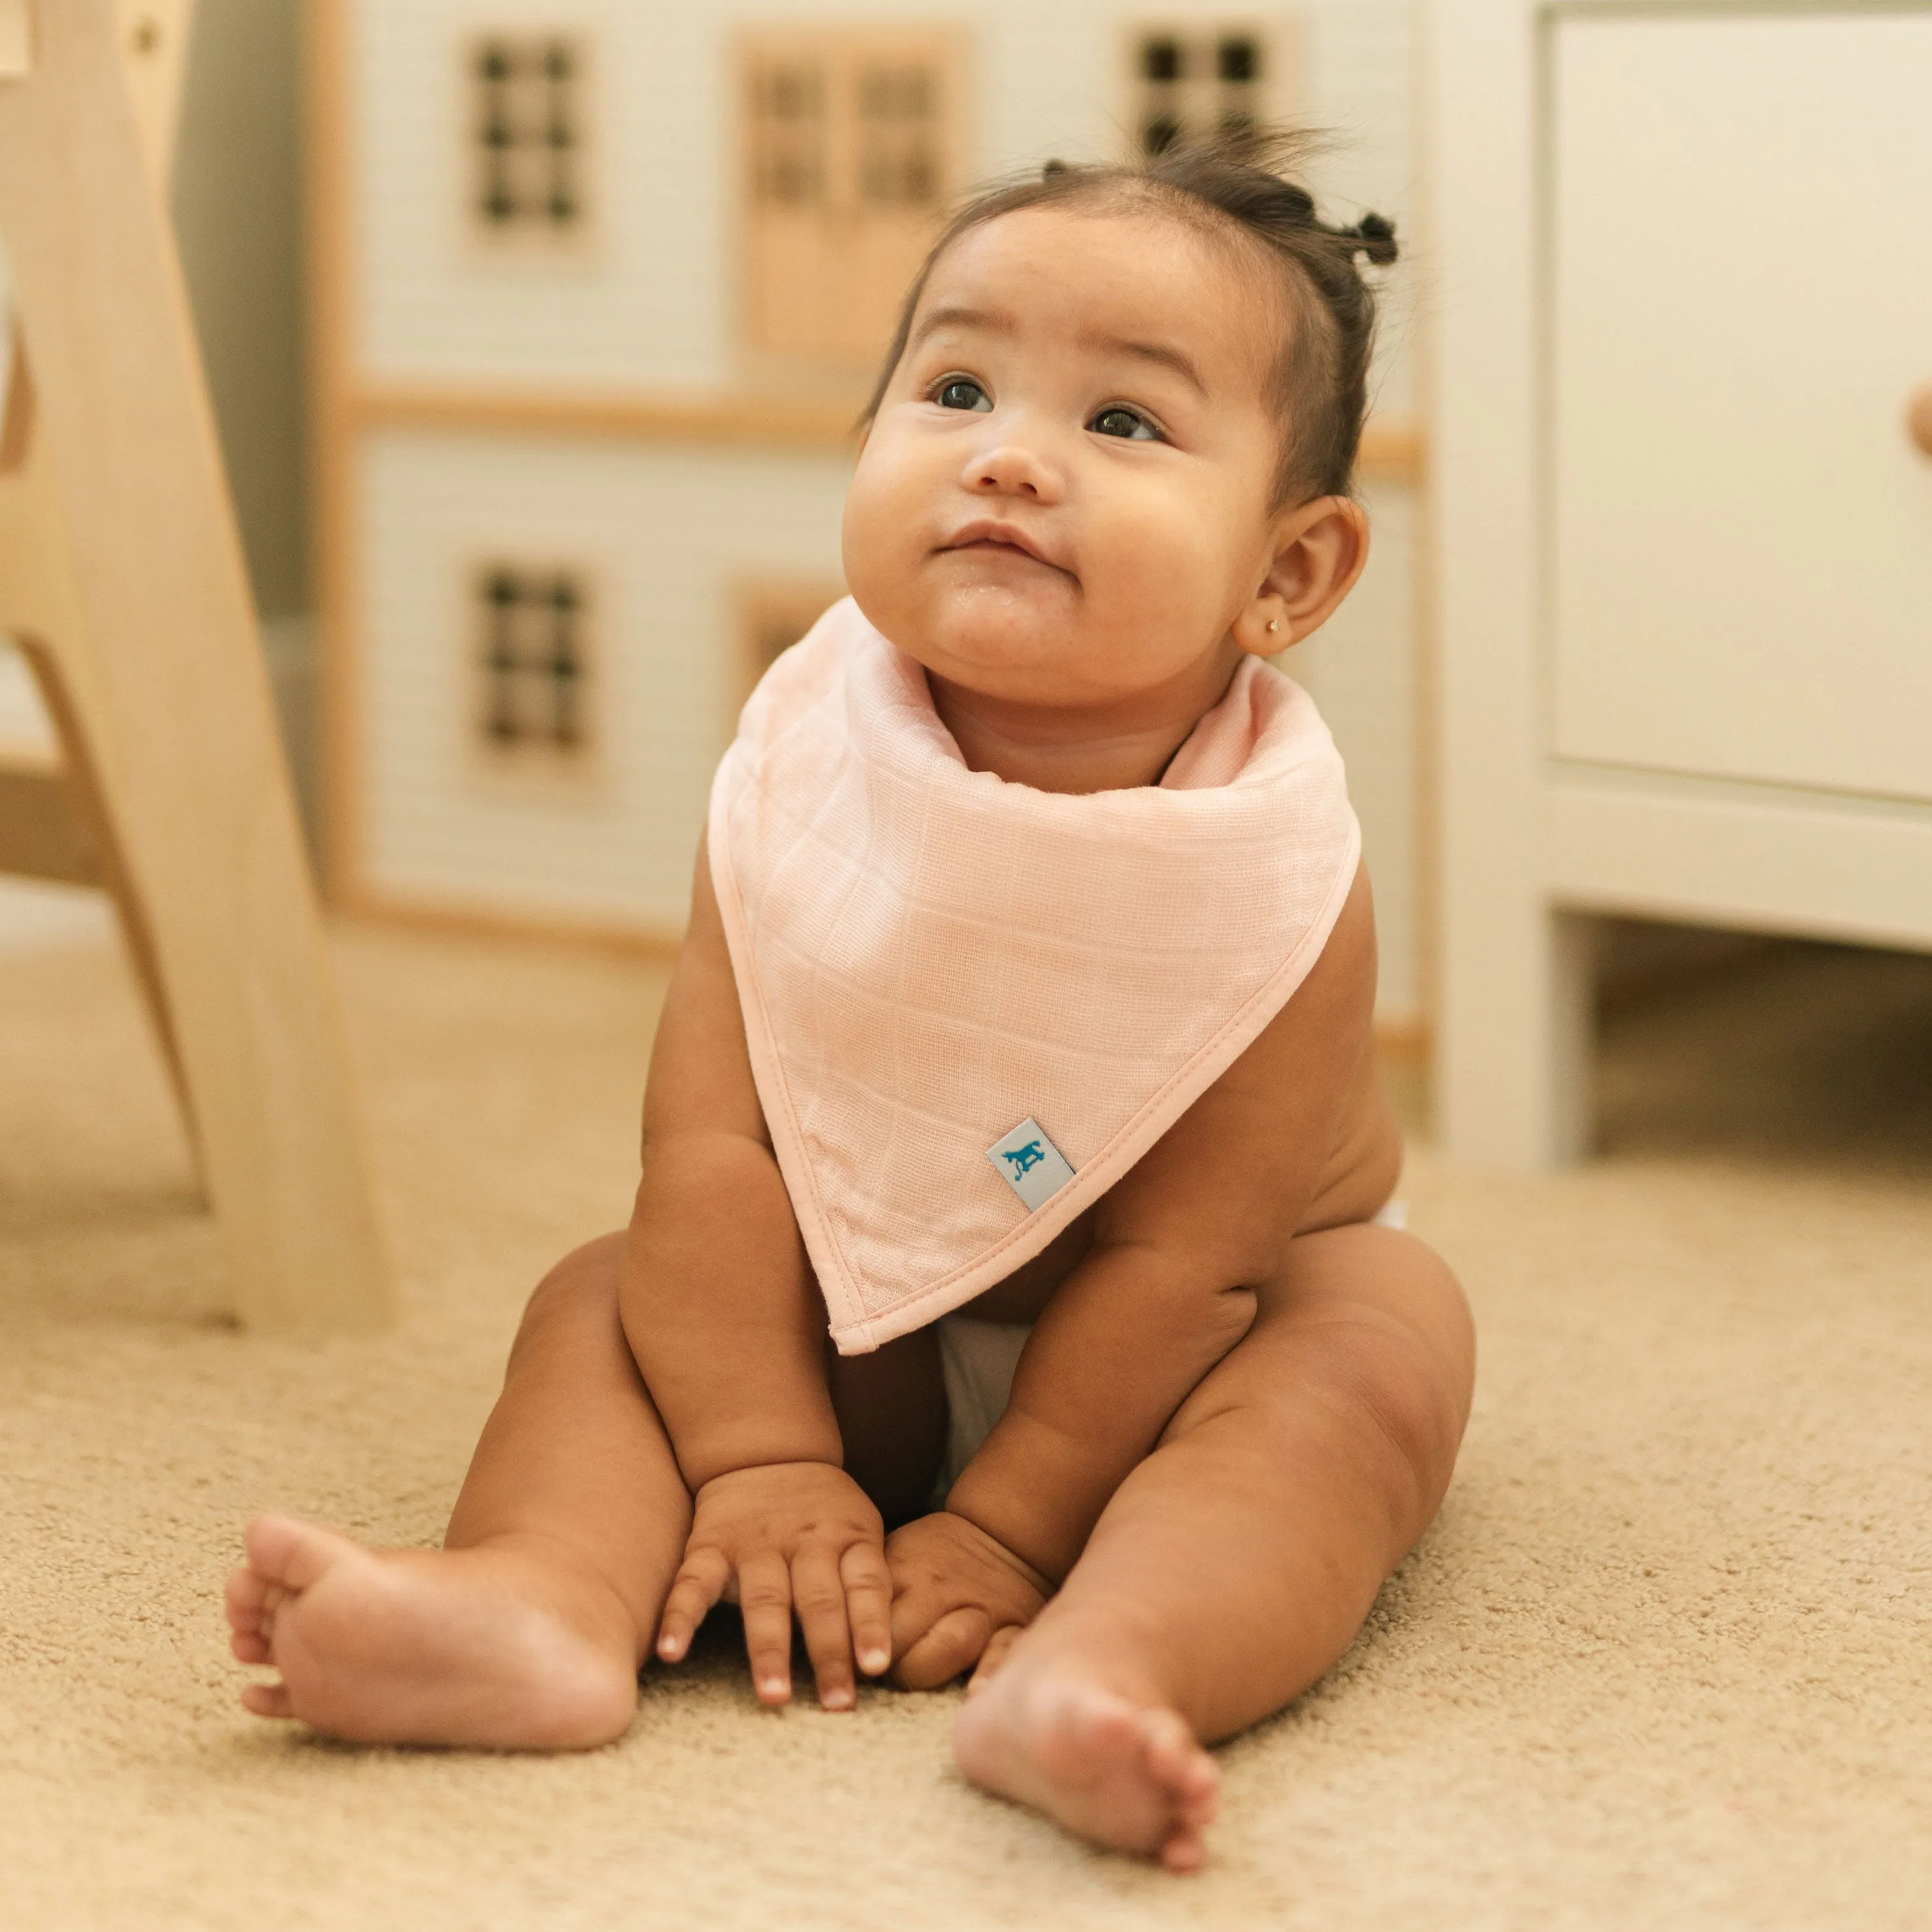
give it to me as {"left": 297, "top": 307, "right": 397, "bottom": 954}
{"left": 932, "top": 1198, "right": 1410, "bottom": 1494}
{"left": 935, "top": 1315, "right": 1034, "bottom": 1495}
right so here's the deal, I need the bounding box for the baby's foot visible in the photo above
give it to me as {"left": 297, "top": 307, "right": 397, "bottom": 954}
{"left": 953, "top": 1652, "right": 1219, "bottom": 1872}
{"left": 224, "top": 1514, "right": 640, "bottom": 1749}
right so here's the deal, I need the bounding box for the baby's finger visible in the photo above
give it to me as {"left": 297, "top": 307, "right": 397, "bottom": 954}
{"left": 735, "top": 1552, "right": 796, "bottom": 1706}
{"left": 894, "top": 1605, "right": 992, "bottom": 1692}
{"left": 655, "top": 1545, "right": 731, "bottom": 1664}
{"left": 965, "top": 1622, "right": 1023, "bottom": 1695}
{"left": 791, "top": 1547, "right": 855, "bottom": 1711}
{"left": 840, "top": 1542, "right": 894, "bottom": 1678}
{"left": 887, "top": 1564, "right": 947, "bottom": 1664}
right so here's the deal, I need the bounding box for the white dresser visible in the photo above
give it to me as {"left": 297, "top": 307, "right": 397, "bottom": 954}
{"left": 1432, "top": 0, "right": 1932, "bottom": 1164}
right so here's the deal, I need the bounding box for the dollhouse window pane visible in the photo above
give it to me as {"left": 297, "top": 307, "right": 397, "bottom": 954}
{"left": 475, "top": 566, "right": 591, "bottom": 754}
{"left": 1219, "top": 38, "right": 1258, "bottom": 83}
{"left": 1138, "top": 30, "right": 1184, "bottom": 155}
{"left": 859, "top": 64, "right": 940, "bottom": 208}
{"left": 469, "top": 34, "right": 588, "bottom": 240}
{"left": 1134, "top": 26, "right": 1266, "bottom": 156}
{"left": 754, "top": 63, "right": 827, "bottom": 206}
{"left": 1143, "top": 38, "right": 1184, "bottom": 83}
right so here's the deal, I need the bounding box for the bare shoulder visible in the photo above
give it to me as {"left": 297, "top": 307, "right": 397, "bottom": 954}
{"left": 1093, "top": 864, "right": 1397, "bottom": 1264}
{"left": 639, "top": 831, "right": 770, "bottom": 1149}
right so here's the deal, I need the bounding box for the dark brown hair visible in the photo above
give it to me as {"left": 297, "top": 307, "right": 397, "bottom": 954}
{"left": 861, "top": 127, "right": 1399, "bottom": 508}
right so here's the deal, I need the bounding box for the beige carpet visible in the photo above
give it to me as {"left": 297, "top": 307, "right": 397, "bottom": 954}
{"left": 0, "top": 915, "right": 1926, "bottom": 1930}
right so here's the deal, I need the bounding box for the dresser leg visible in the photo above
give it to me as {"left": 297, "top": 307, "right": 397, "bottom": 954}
{"left": 1442, "top": 892, "right": 1601, "bottom": 1171}
{"left": 1546, "top": 908, "right": 1600, "bottom": 1165}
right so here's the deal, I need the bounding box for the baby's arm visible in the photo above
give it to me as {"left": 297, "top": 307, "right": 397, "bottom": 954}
{"left": 620, "top": 837, "right": 891, "bottom": 1708}
{"left": 900, "top": 869, "right": 1383, "bottom": 1660}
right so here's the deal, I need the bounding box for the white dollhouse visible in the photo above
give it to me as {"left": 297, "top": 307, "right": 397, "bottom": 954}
{"left": 314, "top": 0, "right": 1428, "bottom": 1027}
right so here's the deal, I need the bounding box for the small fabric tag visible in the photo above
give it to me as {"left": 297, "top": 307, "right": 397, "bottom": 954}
{"left": 986, "top": 1118, "right": 1077, "bottom": 1213}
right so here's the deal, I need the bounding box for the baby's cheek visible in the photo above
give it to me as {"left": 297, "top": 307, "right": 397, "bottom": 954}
{"left": 1088, "top": 513, "right": 1226, "bottom": 641}
{"left": 838, "top": 466, "right": 887, "bottom": 582}
{"left": 840, "top": 480, "right": 919, "bottom": 631}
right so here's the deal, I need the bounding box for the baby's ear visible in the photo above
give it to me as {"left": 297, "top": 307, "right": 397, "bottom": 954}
{"left": 1243, "top": 496, "right": 1371, "bottom": 654}
{"left": 1230, "top": 592, "right": 1293, "bottom": 659}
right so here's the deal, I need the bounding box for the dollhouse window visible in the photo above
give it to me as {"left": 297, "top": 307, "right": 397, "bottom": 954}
{"left": 740, "top": 29, "right": 964, "bottom": 368}
{"left": 474, "top": 566, "right": 591, "bottom": 755}
{"left": 734, "top": 581, "right": 846, "bottom": 725}
{"left": 857, "top": 64, "right": 940, "bottom": 207}
{"left": 752, "top": 59, "right": 827, "bottom": 207}
{"left": 1134, "top": 26, "right": 1267, "bottom": 156}
{"left": 468, "top": 34, "right": 588, "bottom": 239}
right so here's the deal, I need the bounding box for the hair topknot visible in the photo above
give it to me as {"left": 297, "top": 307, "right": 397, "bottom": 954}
{"left": 863, "top": 124, "right": 1399, "bottom": 504}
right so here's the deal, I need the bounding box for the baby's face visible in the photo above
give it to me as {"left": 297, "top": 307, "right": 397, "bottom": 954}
{"left": 843, "top": 206, "right": 1289, "bottom": 715}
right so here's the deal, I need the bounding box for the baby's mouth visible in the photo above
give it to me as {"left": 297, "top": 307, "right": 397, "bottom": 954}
{"left": 938, "top": 520, "right": 1071, "bottom": 576}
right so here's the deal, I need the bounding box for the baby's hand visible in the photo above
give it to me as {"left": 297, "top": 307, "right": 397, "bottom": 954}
{"left": 656, "top": 1461, "right": 891, "bottom": 1711}
{"left": 885, "top": 1510, "right": 1050, "bottom": 1692}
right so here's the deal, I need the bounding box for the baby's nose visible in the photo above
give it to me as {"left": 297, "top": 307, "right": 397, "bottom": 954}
{"left": 966, "top": 442, "right": 1063, "bottom": 504}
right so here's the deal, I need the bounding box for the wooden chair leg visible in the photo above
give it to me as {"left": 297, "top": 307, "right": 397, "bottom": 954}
{"left": 0, "top": 0, "right": 392, "bottom": 1329}
{"left": 8, "top": 634, "right": 197, "bottom": 1149}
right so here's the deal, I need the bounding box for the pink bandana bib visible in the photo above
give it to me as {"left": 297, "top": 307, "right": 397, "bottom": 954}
{"left": 708, "top": 599, "right": 1361, "bottom": 1354}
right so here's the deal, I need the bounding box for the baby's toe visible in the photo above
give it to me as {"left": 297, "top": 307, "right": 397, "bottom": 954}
{"left": 224, "top": 1564, "right": 267, "bottom": 1620}
{"left": 1138, "top": 1710, "right": 1219, "bottom": 1842}
{"left": 229, "top": 1628, "right": 273, "bottom": 1664}
{"left": 966, "top": 1624, "right": 1022, "bottom": 1694}
{"left": 1160, "top": 1824, "right": 1209, "bottom": 1875}
{"left": 1138, "top": 1706, "right": 1193, "bottom": 1764}
{"left": 243, "top": 1514, "right": 294, "bottom": 1570}
{"left": 243, "top": 1512, "right": 355, "bottom": 1596}
{"left": 1177, "top": 1770, "right": 1219, "bottom": 1833}
{"left": 1142, "top": 1709, "right": 1212, "bottom": 1782}
{"left": 240, "top": 1681, "right": 294, "bottom": 1719}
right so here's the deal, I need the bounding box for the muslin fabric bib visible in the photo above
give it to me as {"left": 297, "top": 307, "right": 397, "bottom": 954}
{"left": 708, "top": 599, "right": 1361, "bottom": 1355}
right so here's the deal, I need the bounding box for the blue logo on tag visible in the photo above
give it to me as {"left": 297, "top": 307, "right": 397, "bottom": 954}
{"left": 987, "top": 1119, "right": 1077, "bottom": 1212}
{"left": 1002, "top": 1141, "right": 1047, "bottom": 1178}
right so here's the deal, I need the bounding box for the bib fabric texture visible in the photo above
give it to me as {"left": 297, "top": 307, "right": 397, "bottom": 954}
{"left": 708, "top": 599, "right": 1361, "bottom": 1355}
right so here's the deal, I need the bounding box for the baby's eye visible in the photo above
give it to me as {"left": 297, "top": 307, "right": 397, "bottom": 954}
{"left": 934, "top": 378, "right": 992, "bottom": 413}
{"left": 1090, "top": 405, "right": 1161, "bottom": 441}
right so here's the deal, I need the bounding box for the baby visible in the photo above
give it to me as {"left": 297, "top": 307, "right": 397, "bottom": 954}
{"left": 227, "top": 129, "right": 1473, "bottom": 1875}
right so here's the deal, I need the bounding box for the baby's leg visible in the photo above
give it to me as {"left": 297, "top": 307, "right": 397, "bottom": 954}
{"left": 954, "top": 1222, "right": 1474, "bottom": 1871}
{"left": 226, "top": 1233, "right": 691, "bottom": 1747}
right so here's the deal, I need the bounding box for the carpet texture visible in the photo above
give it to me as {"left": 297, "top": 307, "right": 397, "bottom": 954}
{"left": 0, "top": 919, "right": 1926, "bottom": 1930}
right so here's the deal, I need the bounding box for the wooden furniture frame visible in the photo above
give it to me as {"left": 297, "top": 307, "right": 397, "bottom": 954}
{"left": 0, "top": 0, "right": 391, "bottom": 1327}
{"left": 1430, "top": 0, "right": 1932, "bottom": 1168}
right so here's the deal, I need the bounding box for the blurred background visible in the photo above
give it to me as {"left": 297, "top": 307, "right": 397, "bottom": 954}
{"left": 1, "top": 0, "right": 1928, "bottom": 1161}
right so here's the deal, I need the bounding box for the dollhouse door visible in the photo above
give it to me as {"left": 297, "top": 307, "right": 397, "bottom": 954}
{"left": 1548, "top": 8, "right": 1932, "bottom": 805}
{"left": 740, "top": 27, "right": 966, "bottom": 371}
